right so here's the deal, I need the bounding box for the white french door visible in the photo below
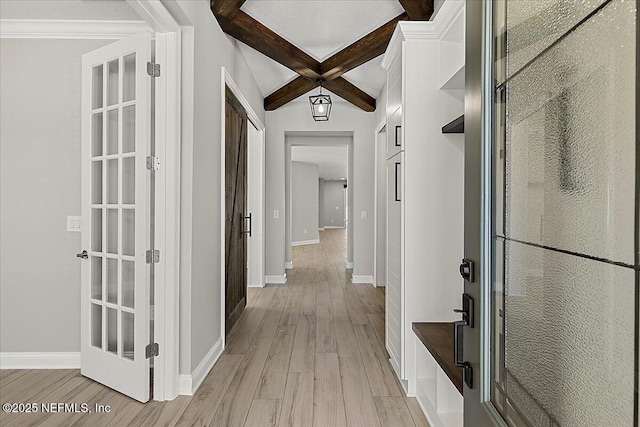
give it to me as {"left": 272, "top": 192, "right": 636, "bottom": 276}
{"left": 80, "top": 32, "right": 152, "bottom": 403}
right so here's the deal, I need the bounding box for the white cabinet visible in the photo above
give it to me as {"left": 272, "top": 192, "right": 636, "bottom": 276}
{"left": 381, "top": 0, "right": 465, "bottom": 396}
{"left": 386, "top": 151, "right": 403, "bottom": 377}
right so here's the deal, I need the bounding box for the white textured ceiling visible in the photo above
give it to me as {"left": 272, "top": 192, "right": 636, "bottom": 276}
{"left": 237, "top": 42, "right": 300, "bottom": 97}
{"left": 0, "top": 0, "right": 141, "bottom": 20}
{"left": 239, "top": 0, "right": 403, "bottom": 98}
{"left": 242, "top": 0, "right": 403, "bottom": 61}
{"left": 291, "top": 146, "right": 349, "bottom": 180}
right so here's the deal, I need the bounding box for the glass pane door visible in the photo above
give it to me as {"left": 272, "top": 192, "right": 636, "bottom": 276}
{"left": 81, "top": 32, "right": 150, "bottom": 403}
{"left": 89, "top": 54, "right": 138, "bottom": 362}
{"left": 491, "top": 1, "right": 637, "bottom": 426}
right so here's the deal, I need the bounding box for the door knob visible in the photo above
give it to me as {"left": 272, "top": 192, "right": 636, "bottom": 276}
{"left": 76, "top": 250, "right": 88, "bottom": 259}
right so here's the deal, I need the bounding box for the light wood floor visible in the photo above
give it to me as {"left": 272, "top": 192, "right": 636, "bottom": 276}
{"left": 0, "top": 229, "right": 429, "bottom": 427}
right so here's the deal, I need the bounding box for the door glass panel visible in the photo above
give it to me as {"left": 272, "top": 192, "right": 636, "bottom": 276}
{"left": 123, "top": 53, "right": 136, "bottom": 103}
{"left": 107, "top": 258, "right": 118, "bottom": 304}
{"left": 107, "top": 59, "right": 119, "bottom": 106}
{"left": 107, "top": 109, "right": 119, "bottom": 155}
{"left": 91, "top": 161, "right": 103, "bottom": 204}
{"left": 92, "top": 113, "right": 103, "bottom": 157}
{"left": 92, "top": 64, "right": 103, "bottom": 110}
{"left": 504, "top": 0, "right": 636, "bottom": 265}
{"left": 91, "top": 209, "right": 102, "bottom": 252}
{"left": 107, "top": 159, "right": 119, "bottom": 205}
{"left": 122, "top": 157, "right": 135, "bottom": 204}
{"left": 501, "top": 240, "right": 635, "bottom": 426}
{"left": 504, "top": 0, "right": 607, "bottom": 81}
{"left": 122, "top": 311, "right": 134, "bottom": 361}
{"left": 122, "top": 261, "right": 135, "bottom": 309}
{"left": 122, "top": 106, "right": 136, "bottom": 154}
{"left": 91, "top": 304, "right": 102, "bottom": 348}
{"left": 122, "top": 209, "right": 135, "bottom": 257}
{"left": 91, "top": 256, "right": 103, "bottom": 300}
{"left": 491, "top": 0, "right": 637, "bottom": 426}
{"left": 107, "top": 209, "right": 118, "bottom": 254}
{"left": 107, "top": 307, "right": 118, "bottom": 354}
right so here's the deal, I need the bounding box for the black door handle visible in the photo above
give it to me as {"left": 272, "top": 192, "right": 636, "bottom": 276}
{"left": 453, "top": 293, "right": 474, "bottom": 389}
{"left": 453, "top": 320, "right": 473, "bottom": 389}
{"left": 76, "top": 250, "right": 88, "bottom": 259}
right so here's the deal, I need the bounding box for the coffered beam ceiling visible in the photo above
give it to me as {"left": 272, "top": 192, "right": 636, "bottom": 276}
{"left": 211, "top": 0, "right": 433, "bottom": 111}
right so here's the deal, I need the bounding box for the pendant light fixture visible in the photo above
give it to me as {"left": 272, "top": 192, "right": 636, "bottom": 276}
{"left": 309, "top": 80, "right": 332, "bottom": 121}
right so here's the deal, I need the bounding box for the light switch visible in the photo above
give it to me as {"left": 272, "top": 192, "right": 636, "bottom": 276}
{"left": 274, "top": 210, "right": 279, "bottom": 219}
{"left": 67, "top": 216, "right": 81, "bottom": 232}
{"left": 360, "top": 211, "right": 367, "bottom": 219}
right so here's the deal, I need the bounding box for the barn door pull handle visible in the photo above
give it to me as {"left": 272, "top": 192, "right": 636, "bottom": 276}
{"left": 243, "top": 213, "right": 252, "bottom": 237}
{"left": 76, "top": 250, "right": 88, "bottom": 259}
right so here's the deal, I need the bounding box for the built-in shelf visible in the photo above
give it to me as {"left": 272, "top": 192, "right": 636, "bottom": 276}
{"left": 442, "top": 115, "right": 464, "bottom": 134}
{"left": 412, "top": 322, "right": 463, "bottom": 394}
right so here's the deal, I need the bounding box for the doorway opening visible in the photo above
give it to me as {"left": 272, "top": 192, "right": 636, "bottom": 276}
{"left": 285, "top": 134, "right": 354, "bottom": 271}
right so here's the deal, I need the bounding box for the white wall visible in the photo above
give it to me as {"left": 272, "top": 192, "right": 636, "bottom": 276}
{"left": 375, "top": 129, "right": 386, "bottom": 286}
{"left": 0, "top": 38, "right": 111, "bottom": 353}
{"left": 318, "top": 178, "right": 325, "bottom": 229}
{"left": 247, "top": 123, "right": 264, "bottom": 287}
{"left": 291, "top": 162, "right": 319, "bottom": 243}
{"left": 322, "top": 180, "right": 346, "bottom": 228}
{"left": 266, "top": 105, "right": 375, "bottom": 277}
{"left": 175, "top": 0, "right": 265, "bottom": 374}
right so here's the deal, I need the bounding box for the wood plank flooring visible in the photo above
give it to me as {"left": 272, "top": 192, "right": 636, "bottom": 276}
{"left": 0, "top": 229, "right": 429, "bottom": 427}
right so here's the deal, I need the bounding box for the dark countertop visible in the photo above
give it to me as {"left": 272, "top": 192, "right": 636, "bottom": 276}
{"left": 412, "top": 322, "right": 463, "bottom": 394}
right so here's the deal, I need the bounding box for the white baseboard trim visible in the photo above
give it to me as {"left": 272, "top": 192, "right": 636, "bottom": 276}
{"left": 178, "top": 374, "right": 192, "bottom": 395}
{"left": 291, "top": 239, "right": 320, "bottom": 247}
{"left": 0, "top": 352, "right": 80, "bottom": 369}
{"left": 345, "top": 261, "right": 354, "bottom": 269}
{"left": 0, "top": 19, "right": 151, "bottom": 40}
{"left": 323, "top": 226, "right": 345, "bottom": 229}
{"left": 284, "top": 261, "right": 293, "bottom": 269}
{"left": 265, "top": 274, "right": 287, "bottom": 284}
{"left": 352, "top": 275, "right": 374, "bottom": 284}
{"left": 178, "top": 337, "right": 223, "bottom": 396}
{"left": 318, "top": 227, "right": 325, "bottom": 231}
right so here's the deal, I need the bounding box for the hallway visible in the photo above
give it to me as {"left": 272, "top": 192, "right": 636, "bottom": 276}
{"left": 202, "top": 228, "right": 428, "bottom": 426}
{"left": 0, "top": 230, "right": 429, "bottom": 427}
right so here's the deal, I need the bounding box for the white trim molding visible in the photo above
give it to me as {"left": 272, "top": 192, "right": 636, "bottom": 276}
{"left": 178, "top": 337, "right": 223, "bottom": 396}
{"left": 291, "top": 239, "right": 320, "bottom": 247}
{"left": 323, "top": 226, "right": 345, "bottom": 229}
{"left": 265, "top": 274, "right": 287, "bottom": 284}
{"left": 0, "top": 19, "right": 151, "bottom": 39}
{"left": 345, "top": 261, "right": 354, "bottom": 269}
{"left": 0, "top": 352, "right": 81, "bottom": 369}
{"left": 284, "top": 261, "right": 293, "bottom": 269}
{"left": 352, "top": 275, "right": 374, "bottom": 284}
{"left": 381, "top": 0, "right": 464, "bottom": 70}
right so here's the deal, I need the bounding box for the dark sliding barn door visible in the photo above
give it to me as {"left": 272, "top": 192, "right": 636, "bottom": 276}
{"left": 225, "top": 86, "right": 248, "bottom": 334}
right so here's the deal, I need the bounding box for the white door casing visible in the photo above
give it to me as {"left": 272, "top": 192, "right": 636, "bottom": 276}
{"left": 80, "top": 32, "right": 152, "bottom": 403}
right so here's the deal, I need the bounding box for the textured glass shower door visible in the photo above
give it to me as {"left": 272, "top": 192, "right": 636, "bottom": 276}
{"left": 491, "top": 0, "right": 638, "bottom": 426}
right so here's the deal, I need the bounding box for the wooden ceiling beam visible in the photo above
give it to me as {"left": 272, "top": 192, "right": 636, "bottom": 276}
{"left": 211, "top": 3, "right": 388, "bottom": 111}
{"left": 324, "top": 78, "right": 376, "bottom": 112}
{"left": 397, "top": 0, "right": 434, "bottom": 21}
{"left": 320, "top": 13, "right": 408, "bottom": 81}
{"left": 213, "top": 10, "right": 322, "bottom": 79}
{"left": 264, "top": 77, "right": 318, "bottom": 111}
{"left": 211, "top": 0, "right": 247, "bottom": 18}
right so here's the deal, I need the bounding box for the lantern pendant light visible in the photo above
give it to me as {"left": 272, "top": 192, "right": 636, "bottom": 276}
{"left": 309, "top": 80, "right": 332, "bottom": 121}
